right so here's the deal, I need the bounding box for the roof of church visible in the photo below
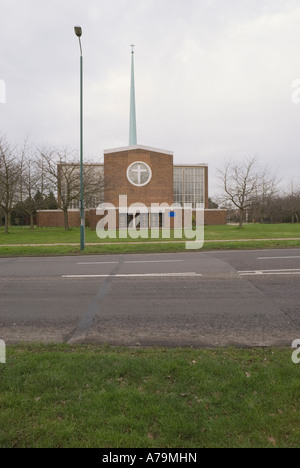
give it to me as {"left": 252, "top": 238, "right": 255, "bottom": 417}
{"left": 103, "top": 144, "right": 174, "bottom": 156}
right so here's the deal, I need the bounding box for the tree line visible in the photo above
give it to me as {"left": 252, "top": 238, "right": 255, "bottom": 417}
{"left": 1, "top": 135, "right": 299, "bottom": 232}
{"left": 217, "top": 156, "right": 300, "bottom": 227}
{"left": 0, "top": 136, "right": 106, "bottom": 232}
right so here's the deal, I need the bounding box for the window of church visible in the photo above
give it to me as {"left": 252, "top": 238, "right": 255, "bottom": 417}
{"left": 173, "top": 167, "right": 205, "bottom": 208}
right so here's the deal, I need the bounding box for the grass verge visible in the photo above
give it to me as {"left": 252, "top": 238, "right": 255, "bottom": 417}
{"left": 0, "top": 224, "right": 300, "bottom": 256}
{"left": 0, "top": 344, "right": 299, "bottom": 448}
{"left": 0, "top": 239, "right": 300, "bottom": 257}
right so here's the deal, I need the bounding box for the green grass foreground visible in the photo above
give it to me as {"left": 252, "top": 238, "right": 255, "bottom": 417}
{"left": 0, "top": 224, "right": 300, "bottom": 256}
{"left": 0, "top": 344, "right": 299, "bottom": 448}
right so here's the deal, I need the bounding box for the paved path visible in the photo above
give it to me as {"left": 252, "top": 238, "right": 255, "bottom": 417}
{"left": 1, "top": 249, "right": 300, "bottom": 347}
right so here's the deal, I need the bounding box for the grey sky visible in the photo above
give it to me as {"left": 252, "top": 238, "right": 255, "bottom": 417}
{"left": 1, "top": 0, "right": 300, "bottom": 196}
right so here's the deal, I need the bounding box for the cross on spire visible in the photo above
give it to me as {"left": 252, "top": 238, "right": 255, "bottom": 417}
{"left": 130, "top": 44, "right": 135, "bottom": 54}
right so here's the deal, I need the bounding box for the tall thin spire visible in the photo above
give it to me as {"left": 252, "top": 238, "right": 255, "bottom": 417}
{"left": 129, "top": 44, "right": 137, "bottom": 146}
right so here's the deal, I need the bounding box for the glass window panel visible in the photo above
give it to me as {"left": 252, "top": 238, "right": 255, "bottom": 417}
{"left": 178, "top": 166, "right": 206, "bottom": 209}
{"left": 140, "top": 171, "right": 149, "bottom": 184}
{"left": 173, "top": 167, "right": 183, "bottom": 206}
{"left": 129, "top": 170, "right": 139, "bottom": 184}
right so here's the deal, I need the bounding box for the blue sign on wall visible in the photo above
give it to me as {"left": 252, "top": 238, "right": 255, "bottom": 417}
{"left": 169, "top": 212, "right": 176, "bottom": 218}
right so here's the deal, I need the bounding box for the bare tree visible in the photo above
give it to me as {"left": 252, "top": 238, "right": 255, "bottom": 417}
{"left": 251, "top": 168, "right": 279, "bottom": 223}
{"left": 217, "top": 156, "right": 263, "bottom": 227}
{"left": 35, "top": 151, "right": 48, "bottom": 197}
{"left": 17, "top": 140, "right": 40, "bottom": 229}
{"left": 0, "top": 136, "right": 23, "bottom": 233}
{"left": 284, "top": 179, "right": 300, "bottom": 223}
{"left": 38, "top": 146, "right": 105, "bottom": 230}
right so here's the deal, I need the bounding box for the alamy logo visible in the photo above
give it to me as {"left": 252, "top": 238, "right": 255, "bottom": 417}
{"left": 291, "top": 79, "right": 300, "bottom": 104}
{"left": 96, "top": 195, "right": 205, "bottom": 250}
{"left": 0, "top": 79, "right": 6, "bottom": 104}
{"left": 0, "top": 340, "right": 6, "bottom": 364}
{"left": 291, "top": 339, "right": 300, "bottom": 364}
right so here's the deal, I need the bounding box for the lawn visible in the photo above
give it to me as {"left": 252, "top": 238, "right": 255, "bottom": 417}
{"left": 1, "top": 223, "right": 300, "bottom": 243}
{"left": 205, "top": 223, "right": 300, "bottom": 240}
{"left": 0, "top": 224, "right": 299, "bottom": 256}
{"left": 0, "top": 344, "right": 299, "bottom": 448}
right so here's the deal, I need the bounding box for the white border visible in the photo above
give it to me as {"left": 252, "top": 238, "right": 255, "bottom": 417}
{"left": 127, "top": 161, "right": 152, "bottom": 187}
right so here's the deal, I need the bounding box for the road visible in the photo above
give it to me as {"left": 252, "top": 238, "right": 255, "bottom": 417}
{"left": 0, "top": 249, "right": 300, "bottom": 347}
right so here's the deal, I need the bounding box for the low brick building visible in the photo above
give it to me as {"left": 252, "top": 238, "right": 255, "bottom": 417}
{"left": 37, "top": 144, "right": 227, "bottom": 229}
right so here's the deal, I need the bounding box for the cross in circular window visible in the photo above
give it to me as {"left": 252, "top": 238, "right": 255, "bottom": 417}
{"left": 131, "top": 164, "right": 148, "bottom": 184}
{"left": 127, "top": 161, "right": 152, "bottom": 187}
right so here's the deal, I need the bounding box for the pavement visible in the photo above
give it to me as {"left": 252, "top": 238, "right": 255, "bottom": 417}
{"left": 1, "top": 248, "right": 300, "bottom": 347}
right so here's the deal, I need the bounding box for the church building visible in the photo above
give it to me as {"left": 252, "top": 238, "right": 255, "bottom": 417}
{"left": 37, "top": 47, "right": 226, "bottom": 229}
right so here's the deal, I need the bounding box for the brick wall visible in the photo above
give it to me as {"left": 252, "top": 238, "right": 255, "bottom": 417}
{"left": 37, "top": 210, "right": 81, "bottom": 228}
{"left": 37, "top": 208, "right": 227, "bottom": 229}
{"left": 203, "top": 209, "right": 227, "bottom": 226}
{"left": 104, "top": 147, "right": 174, "bottom": 207}
{"left": 88, "top": 208, "right": 227, "bottom": 229}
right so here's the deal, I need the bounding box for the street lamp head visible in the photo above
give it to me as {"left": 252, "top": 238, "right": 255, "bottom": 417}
{"left": 74, "top": 26, "right": 82, "bottom": 37}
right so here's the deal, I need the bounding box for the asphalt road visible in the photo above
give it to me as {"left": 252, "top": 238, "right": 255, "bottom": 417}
{"left": 1, "top": 248, "right": 300, "bottom": 347}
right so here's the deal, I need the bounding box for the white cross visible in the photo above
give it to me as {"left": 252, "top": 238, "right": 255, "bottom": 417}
{"left": 131, "top": 164, "right": 148, "bottom": 185}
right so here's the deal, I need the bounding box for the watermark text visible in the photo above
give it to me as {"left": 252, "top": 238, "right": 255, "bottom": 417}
{"left": 0, "top": 79, "right": 6, "bottom": 104}
{"left": 291, "top": 79, "right": 300, "bottom": 104}
{"left": 0, "top": 340, "right": 6, "bottom": 364}
{"left": 291, "top": 339, "right": 300, "bottom": 364}
{"left": 96, "top": 196, "right": 204, "bottom": 250}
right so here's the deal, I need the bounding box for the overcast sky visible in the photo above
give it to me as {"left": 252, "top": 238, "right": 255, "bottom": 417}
{"left": 1, "top": 0, "right": 300, "bottom": 196}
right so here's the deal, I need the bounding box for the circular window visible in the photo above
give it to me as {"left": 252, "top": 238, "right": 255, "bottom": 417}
{"left": 127, "top": 161, "right": 152, "bottom": 187}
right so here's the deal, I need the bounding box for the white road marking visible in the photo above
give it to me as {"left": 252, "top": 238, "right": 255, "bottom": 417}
{"left": 77, "top": 260, "right": 184, "bottom": 265}
{"left": 209, "top": 248, "right": 300, "bottom": 254}
{"left": 62, "top": 272, "right": 202, "bottom": 279}
{"left": 77, "top": 261, "right": 119, "bottom": 265}
{"left": 257, "top": 256, "right": 300, "bottom": 260}
{"left": 239, "top": 268, "right": 300, "bottom": 276}
{"left": 125, "top": 260, "right": 184, "bottom": 264}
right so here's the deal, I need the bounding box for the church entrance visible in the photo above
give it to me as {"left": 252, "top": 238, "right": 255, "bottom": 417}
{"left": 126, "top": 212, "right": 164, "bottom": 229}
{"left": 127, "top": 213, "right": 148, "bottom": 230}
{"left": 127, "top": 214, "right": 139, "bottom": 229}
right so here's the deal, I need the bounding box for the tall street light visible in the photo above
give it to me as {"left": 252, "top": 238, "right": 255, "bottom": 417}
{"left": 74, "top": 25, "right": 85, "bottom": 251}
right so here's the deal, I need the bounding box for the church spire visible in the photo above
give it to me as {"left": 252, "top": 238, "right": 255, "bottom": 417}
{"left": 129, "top": 44, "right": 137, "bottom": 146}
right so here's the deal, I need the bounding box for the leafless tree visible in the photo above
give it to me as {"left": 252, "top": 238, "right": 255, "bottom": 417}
{"left": 38, "top": 146, "right": 106, "bottom": 230}
{"left": 0, "top": 136, "right": 23, "bottom": 233}
{"left": 284, "top": 179, "right": 300, "bottom": 223}
{"left": 17, "top": 139, "right": 41, "bottom": 229}
{"left": 34, "top": 151, "right": 48, "bottom": 197}
{"left": 217, "top": 156, "right": 263, "bottom": 227}
{"left": 251, "top": 168, "right": 279, "bottom": 223}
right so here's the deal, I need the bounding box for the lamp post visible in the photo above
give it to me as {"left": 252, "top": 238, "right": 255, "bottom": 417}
{"left": 74, "top": 25, "right": 85, "bottom": 251}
